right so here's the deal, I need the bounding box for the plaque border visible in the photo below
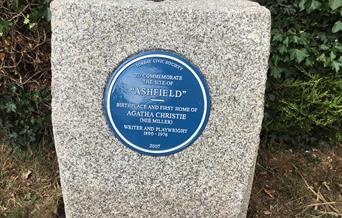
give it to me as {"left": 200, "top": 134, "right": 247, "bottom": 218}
{"left": 104, "top": 50, "right": 211, "bottom": 156}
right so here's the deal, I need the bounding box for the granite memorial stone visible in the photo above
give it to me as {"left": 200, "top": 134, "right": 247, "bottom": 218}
{"left": 51, "top": 0, "right": 271, "bottom": 217}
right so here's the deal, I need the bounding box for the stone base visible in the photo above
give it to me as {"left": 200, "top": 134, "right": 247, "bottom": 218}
{"left": 51, "top": 0, "right": 271, "bottom": 217}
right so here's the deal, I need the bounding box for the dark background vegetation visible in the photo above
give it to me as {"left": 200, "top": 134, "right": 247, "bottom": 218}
{"left": 1, "top": 0, "right": 51, "bottom": 149}
{"left": 1, "top": 0, "right": 341, "bottom": 150}
{"left": 258, "top": 0, "right": 342, "bottom": 147}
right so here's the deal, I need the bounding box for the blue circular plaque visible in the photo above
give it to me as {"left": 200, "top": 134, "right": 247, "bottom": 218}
{"left": 104, "top": 50, "right": 211, "bottom": 156}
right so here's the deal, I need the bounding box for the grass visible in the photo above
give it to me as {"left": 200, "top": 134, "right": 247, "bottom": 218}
{"left": 0, "top": 144, "right": 62, "bottom": 218}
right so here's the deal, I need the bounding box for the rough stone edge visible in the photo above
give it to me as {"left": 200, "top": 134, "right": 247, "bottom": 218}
{"left": 238, "top": 9, "right": 272, "bottom": 218}
{"left": 50, "top": 0, "right": 267, "bottom": 14}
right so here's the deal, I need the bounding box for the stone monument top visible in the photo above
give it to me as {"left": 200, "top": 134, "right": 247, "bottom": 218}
{"left": 52, "top": 0, "right": 264, "bottom": 12}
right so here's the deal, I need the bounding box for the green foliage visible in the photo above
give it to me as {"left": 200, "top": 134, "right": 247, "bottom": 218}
{"left": 0, "top": 84, "right": 52, "bottom": 147}
{"left": 24, "top": 2, "right": 51, "bottom": 29}
{"left": 258, "top": 0, "right": 342, "bottom": 146}
{"left": 0, "top": 20, "right": 12, "bottom": 37}
{"left": 332, "top": 21, "right": 342, "bottom": 33}
{"left": 1, "top": 0, "right": 51, "bottom": 36}
{"left": 1, "top": 0, "right": 52, "bottom": 148}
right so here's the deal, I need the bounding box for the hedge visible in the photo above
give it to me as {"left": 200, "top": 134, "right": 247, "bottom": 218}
{"left": 257, "top": 0, "right": 342, "bottom": 146}
{"left": 0, "top": 0, "right": 52, "bottom": 148}
{"left": 0, "top": 0, "right": 341, "bottom": 148}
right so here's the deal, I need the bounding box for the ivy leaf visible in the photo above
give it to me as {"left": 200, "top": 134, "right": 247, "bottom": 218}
{"left": 299, "top": 0, "right": 307, "bottom": 11}
{"left": 317, "top": 53, "right": 326, "bottom": 63}
{"left": 332, "top": 60, "right": 342, "bottom": 72}
{"left": 0, "top": 20, "right": 12, "bottom": 37}
{"left": 272, "top": 31, "right": 283, "bottom": 42}
{"left": 336, "top": 45, "right": 342, "bottom": 51}
{"left": 299, "top": 0, "right": 322, "bottom": 12}
{"left": 319, "top": 44, "right": 330, "bottom": 50}
{"left": 5, "top": 103, "right": 17, "bottom": 113}
{"left": 330, "top": 51, "right": 336, "bottom": 60}
{"left": 329, "top": 0, "right": 342, "bottom": 10}
{"left": 278, "top": 45, "right": 287, "bottom": 54}
{"left": 270, "top": 67, "right": 282, "bottom": 79}
{"left": 332, "top": 21, "right": 342, "bottom": 33}
{"left": 307, "top": 0, "right": 322, "bottom": 13}
{"left": 290, "top": 49, "right": 309, "bottom": 63}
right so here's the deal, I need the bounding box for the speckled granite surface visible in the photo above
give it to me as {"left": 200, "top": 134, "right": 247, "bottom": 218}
{"left": 51, "top": 0, "right": 271, "bottom": 217}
